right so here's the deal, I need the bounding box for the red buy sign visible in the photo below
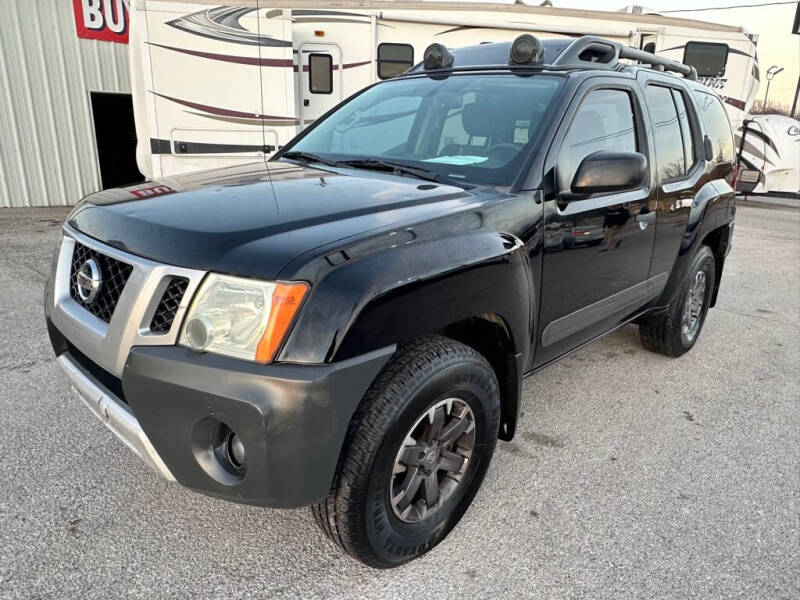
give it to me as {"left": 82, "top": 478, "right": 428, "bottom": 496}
{"left": 73, "top": 0, "right": 130, "bottom": 44}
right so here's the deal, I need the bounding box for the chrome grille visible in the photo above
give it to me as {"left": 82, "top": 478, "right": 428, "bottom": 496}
{"left": 150, "top": 277, "right": 189, "bottom": 333}
{"left": 51, "top": 228, "right": 207, "bottom": 377}
{"left": 69, "top": 242, "right": 133, "bottom": 322}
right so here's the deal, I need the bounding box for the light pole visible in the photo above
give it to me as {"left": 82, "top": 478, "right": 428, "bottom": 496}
{"left": 763, "top": 65, "right": 784, "bottom": 108}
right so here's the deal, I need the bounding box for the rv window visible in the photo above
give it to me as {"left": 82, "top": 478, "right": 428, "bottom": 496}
{"left": 683, "top": 42, "right": 729, "bottom": 78}
{"left": 693, "top": 90, "right": 734, "bottom": 163}
{"left": 378, "top": 43, "right": 414, "bottom": 79}
{"left": 309, "top": 53, "right": 333, "bottom": 94}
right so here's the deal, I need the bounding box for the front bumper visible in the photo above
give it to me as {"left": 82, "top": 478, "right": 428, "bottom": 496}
{"left": 48, "top": 320, "right": 394, "bottom": 508}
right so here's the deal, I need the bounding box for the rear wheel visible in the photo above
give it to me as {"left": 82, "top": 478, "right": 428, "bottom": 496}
{"left": 640, "top": 245, "right": 716, "bottom": 357}
{"left": 311, "top": 336, "right": 500, "bottom": 568}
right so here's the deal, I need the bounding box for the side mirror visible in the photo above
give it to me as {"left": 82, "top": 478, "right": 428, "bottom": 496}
{"left": 736, "top": 167, "right": 761, "bottom": 194}
{"left": 568, "top": 151, "right": 647, "bottom": 197}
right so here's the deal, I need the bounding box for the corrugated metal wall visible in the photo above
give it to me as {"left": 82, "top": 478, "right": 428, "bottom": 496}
{"left": 0, "top": 0, "right": 131, "bottom": 207}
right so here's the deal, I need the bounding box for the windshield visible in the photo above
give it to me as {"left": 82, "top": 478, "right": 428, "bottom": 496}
{"left": 284, "top": 73, "right": 564, "bottom": 186}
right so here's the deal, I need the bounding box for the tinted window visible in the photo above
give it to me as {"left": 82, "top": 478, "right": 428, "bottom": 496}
{"left": 683, "top": 42, "right": 728, "bottom": 77}
{"left": 693, "top": 90, "right": 734, "bottom": 163}
{"left": 333, "top": 95, "right": 422, "bottom": 156}
{"left": 288, "top": 74, "right": 563, "bottom": 186}
{"left": 646, "top": 85, "right": 685, "bottom": 181}
{"left": 309, "top": 54, "right": 332, "bottom": 94}
{"left": 378, "top": 43, "right": 414, "bottom": 79}
{"left": 672, "top": 89, "right": 696, "bottom": 171}
{"left": 558, "top": 89, "right": 637, "bottom": 191}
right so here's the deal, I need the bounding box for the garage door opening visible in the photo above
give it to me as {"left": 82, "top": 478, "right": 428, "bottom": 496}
{"left": 90, "top": 92, "right": 145, "bottom": 190}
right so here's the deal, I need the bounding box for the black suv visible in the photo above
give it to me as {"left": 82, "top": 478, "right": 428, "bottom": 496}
{"left": 45, "top": 36, "right": 736, "bottom": 568}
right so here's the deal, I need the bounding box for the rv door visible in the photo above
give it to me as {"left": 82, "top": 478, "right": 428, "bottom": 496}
{"left": 299, "top": 43, "right": 343, "bottom": 128}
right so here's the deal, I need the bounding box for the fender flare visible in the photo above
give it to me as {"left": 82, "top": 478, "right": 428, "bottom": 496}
{"left": 279, "top": 230, "right": 534, "bottom": 439}
{"left": 655, "top": 178, "right": 734, "bottom": 307}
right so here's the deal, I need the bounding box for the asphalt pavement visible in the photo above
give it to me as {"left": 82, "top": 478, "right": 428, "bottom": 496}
{"left": 0, "top": 203, "right": 797, "bottom": 599}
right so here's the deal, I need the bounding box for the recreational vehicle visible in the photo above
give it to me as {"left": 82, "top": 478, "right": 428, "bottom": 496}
{"left": 736, "top": 114, "right": 800, "bottom": 195}
{"left": 129, "top": 1, "right": 760, "bottom": 179}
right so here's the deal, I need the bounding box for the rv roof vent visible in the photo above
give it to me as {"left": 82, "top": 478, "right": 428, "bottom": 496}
{"left": 423, "top": 43, "right": 455, "bottom": 70}
{"left": 509, "top": 34, "right": 543, "bottom": 65}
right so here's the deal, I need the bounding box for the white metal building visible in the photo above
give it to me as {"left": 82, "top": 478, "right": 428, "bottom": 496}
{"left": 0, "top": 0, "right": 137, "bottom": 208}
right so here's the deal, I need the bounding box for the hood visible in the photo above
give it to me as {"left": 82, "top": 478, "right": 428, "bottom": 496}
{"left": 68, "top": 162, "right": 477, "bottom": 280}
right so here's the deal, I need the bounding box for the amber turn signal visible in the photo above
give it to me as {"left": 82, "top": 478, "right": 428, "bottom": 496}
{"left": 255, "top": 282, "right": 310, "bottom": 363}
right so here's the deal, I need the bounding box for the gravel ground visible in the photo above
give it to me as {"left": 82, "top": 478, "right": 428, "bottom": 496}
{"left": 0, "top": 204, "right": 798, "bottom": 599}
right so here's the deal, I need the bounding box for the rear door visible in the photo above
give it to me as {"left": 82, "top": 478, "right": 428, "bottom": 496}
{"left": 299, "top": 43, "right": 343, "bottom": 127}
{"left": 535, "top": 78, "right": 658, "bottom": 367}
{"left": 637, "top": 72, "right": 709, "bottom": 280}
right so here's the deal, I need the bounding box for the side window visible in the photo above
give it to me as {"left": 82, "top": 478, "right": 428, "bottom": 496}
{"left": 646, "top": 85, "right": 686, "bottom": 181}
{"left": 692, "top": 90, "right": 734, "bottom": 163}
{"left": 378, "top": 43, "right": 414, "bottom": 80}
{"left": 672, "top": 89, "right": 696, "bottom": 172}
{"left": 557, "top": 89, "right": 637, "bottom": 191}
{"left": 308, "top": 54, "right": 332, "bottom": 94}
{"left": 683, "top": 42, "right": 729, "bottom": 78}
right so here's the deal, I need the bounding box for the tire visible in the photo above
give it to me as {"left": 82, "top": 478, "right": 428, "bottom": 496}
{"left": 311, "top": 336, "right": 501, "bottom": 568}
{"left": 639, "top": 245, "right": 716, "bottom": 357}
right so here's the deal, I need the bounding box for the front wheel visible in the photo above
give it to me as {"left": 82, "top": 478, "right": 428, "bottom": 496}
{"left": 311, "top": 336, "right": 500, "bottom": 568}
{"left": 640, "top": 245, "right": 716, "bottom": 357}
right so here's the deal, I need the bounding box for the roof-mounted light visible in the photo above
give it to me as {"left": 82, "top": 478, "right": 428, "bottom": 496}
{"left": 509, "top": 34, "right": 543, "bottom": 65}
{"left": 423, "top": 43, "right": 455, "bottom": 70}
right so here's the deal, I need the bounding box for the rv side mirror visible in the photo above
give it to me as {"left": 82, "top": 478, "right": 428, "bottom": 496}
{"left": 736, "top": 167, "right": 761, "bottom": 194}
{"left": 568, "top": 151, "right": 647, "bottom": 197}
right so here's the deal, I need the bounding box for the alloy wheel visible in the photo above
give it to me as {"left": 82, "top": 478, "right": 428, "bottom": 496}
{"left": 389, "top": 398, "right": 476, "bottom": 524}
{"left": 681, "top": 270, "right": 707, "bottom": 343}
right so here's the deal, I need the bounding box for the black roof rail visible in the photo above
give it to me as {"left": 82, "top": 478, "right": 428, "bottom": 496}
{"left": 551, "top": 35, "right": 698, "bottom": 81}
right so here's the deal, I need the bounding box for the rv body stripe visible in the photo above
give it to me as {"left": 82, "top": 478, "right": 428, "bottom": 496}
{"left": 147, "top": 44, "right": 369, "bottom": 72}
{"left": 737, "top": 127, "right": 781, "bottom": 157}
{"left": 724, "top": 97, "right": 746, "bottom": 111}
{"left": 149, "top": 138, "right": 274, "bottom": 155}
{"left": 291, "top": 10, "right": 369, "bottom": 18}
{"left": 434, "top": 24, "right": 580, "bottom": 37}
{"left": 185, "top": 111, "right": 309, "bottom": 127}
{"left": 152, "top": 92, "right": 296, "bottom": 121}
{"left": 167, "top": 7, "right": 292, "bottom": 47}
{"left": 148, "top": 43, "right": 294, "bottom": 67}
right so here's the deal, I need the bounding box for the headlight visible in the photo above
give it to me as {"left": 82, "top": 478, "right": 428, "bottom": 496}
{"left": 179, "top": 274, "right": 308, "bottom": 363}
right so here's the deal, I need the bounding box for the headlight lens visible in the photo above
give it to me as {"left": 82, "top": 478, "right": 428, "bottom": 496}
{"left": 179, "top": 274, "right": 308, "bottom": 363}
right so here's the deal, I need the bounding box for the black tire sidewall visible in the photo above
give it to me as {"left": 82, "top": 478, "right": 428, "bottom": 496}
{"left": 363, "top": 361, "right": 499, "bottom": 566}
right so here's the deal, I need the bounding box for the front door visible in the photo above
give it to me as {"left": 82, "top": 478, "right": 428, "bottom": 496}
{"left": 299, "top": 43, "right": 343, "bottom": 128}
{"left": 534, "top": 81, "right": 658, "bottom": 367}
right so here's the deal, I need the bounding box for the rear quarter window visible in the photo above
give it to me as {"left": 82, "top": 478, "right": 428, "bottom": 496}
{"left": 692, "top": 90, "right": 734, "bottom": 163}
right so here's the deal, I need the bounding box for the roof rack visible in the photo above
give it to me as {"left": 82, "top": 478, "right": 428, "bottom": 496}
{"left": 551, "top": 35, "right": 697, "bottom": 80}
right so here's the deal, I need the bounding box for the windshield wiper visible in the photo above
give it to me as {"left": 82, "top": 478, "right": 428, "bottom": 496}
{"left": 334, "top": 158, "right": 443, "bottom": 185}
{"left": 280, "top": 150, "right": 335, "bottom": 167}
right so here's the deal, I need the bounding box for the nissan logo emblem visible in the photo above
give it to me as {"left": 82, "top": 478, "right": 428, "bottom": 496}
{"left": 76, "top": 258, "right": 103, "bottom": 303}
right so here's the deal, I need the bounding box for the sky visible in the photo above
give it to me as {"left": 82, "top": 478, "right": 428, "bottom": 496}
{"left": 434, "top": 0, "right": 800, "bottom": 106}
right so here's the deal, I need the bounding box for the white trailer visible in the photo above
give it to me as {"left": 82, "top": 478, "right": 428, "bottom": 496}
{"left": 737, "top": 114, "right": 800, "bottom": 195}
{"left": 129, "top": 0, "right": 760, "bottom": 179}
